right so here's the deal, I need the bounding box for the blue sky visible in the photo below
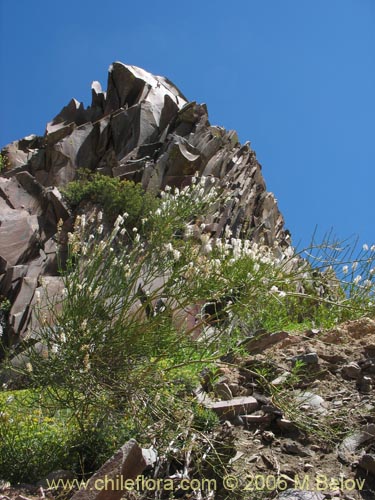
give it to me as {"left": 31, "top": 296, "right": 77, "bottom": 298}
{"left": 1, "top": 0, "right": 374, "bottom": 249}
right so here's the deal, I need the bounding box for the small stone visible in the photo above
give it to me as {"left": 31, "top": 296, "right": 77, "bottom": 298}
{"left": 291, "top": 352, "right": 319, "bottom": 366}
{"left": 276, "top": 489, "right": 324, "bottom": 500}
{"left": 341, "top": 362, "right": 361, "bottom": 380}
{"left": 0, "top": 481, "right": 11, "bottom": 492}
{"left": 228, "top": 383, "right": 240, "bottom": 396}
{"left": 242, "top": 414, "right": 273, "bottom": 424}
{"left": 36, "top": 469, "right": 76, "bottom": 488}
{"left": 276, "top": 418, "right": 298, "bottom": 432}
{"left": 205, "top": 396, "right": 259, "bottom": 419}
{"left": 359, "top": 375, "right": 373, "bottom": 393}
{"left": 262, "top": 430, "right": 275, "bottom": 442}
{"left": 232, "top": 415, "right": 244, "bottom": 426}
{"left": 272, "top": 372, "right": 291, "bottom": 385}
{"left": 305, "top": 328, "right": 321, "bottom": 337}
{"left": 358, "top": 453, "right": 375, "bottom": 475}
{"left": 309, "top": 445, "right": 321, "bottom": 452}
{"left": 281, "top": 441, "right": 312, "bottom": 457}
{"left": 213, "top": 382, "right": 233, "bottom": 401}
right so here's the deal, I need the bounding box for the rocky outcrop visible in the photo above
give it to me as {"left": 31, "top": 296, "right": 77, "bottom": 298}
{"left": 0, "top": 61, "right": 289, "bottom": 348}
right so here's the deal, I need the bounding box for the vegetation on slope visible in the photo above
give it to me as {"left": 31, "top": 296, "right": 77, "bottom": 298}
{"left": 0, "top": 174, "right": 374, "bottom": 487}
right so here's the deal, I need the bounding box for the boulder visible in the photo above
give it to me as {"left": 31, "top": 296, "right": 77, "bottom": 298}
{"left": 70, "top": 439, "right": 147, "bottom": 500}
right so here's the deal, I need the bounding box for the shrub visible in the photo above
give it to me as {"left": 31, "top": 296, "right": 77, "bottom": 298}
{"left": 61, "top": 171, "right": 158, "bottom": 229}
{"left": 2, "top": 175, "right": 375, "bottom": 483}
{"left": 0, "top": 390, "right": 74, "bottom": 483}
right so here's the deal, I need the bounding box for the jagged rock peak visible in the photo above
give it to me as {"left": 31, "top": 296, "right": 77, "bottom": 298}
{"left": 0, "top": 61, "right": 290, "bottom": 345}
{"left": 46, "top": 62, "right": 188, "bottom": 136}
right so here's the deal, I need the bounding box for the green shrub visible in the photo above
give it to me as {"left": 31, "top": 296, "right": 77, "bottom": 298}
{"left": 62, "top": 171, "right": 158, "bottom": 229}
{"left": 0, "top": 390, "right": 74, "bottom": 483}
{"left": 2, "top": 175, "right": 375, "bottom": 483}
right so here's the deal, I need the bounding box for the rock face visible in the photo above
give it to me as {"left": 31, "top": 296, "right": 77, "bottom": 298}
{"left": 0, "top": 61, "right": 289, "bottom": 348}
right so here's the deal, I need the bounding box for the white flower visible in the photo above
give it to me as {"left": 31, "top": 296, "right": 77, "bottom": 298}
{"left": 80, "top": 215, "right": 86, "bottom": 229}
{"left": 120, "top": 228, "right": 126, "bottom": 236}
{"left": 35, "top": 290, "right": 41, "bottom": 304}
{"left": 363, "top": 244, "right": 369, "bottom": 251}
{"left": 123, "top": 212, "right": 129, "bottom": 219}
{"left": 172, "top": 249, "right": 181, "bottom": 261}
{"left": 278, "top": 290, "right": 287, "bottom": 298}
{"left": 123, "top": 264, "right": 131, "bottom": 277}
{"left": 51, "top": 344, "right": 59, "bottom": 354}
{"left": 134, "top": 234, "right": 140, "bottom": 243}
{"left": 97, "top": 224, "right": 104, "bottom": 235}
{"left": 353, "top": 275, "right": 362, "bottom": 285}
{"left": 60, "top": 332, "right": 67, "bottom": 343}
{"left": 224, "top": 226, "right": 232, "bottom": 239}
{"left": 370, "top": 268, "right": 375, "bottom": 275}
{"left": 83, "top": 353, "right": 91, "bottom": 372}
{"left": 25, "top": 362, "right": 33, "bottom": 373}
{"left": 270, "top": 285, "right": 279, "bottom": 293}
{"left": 363, "top": 280, "right": 372, "bottom": 288}
{"left": 114, "top": 215, "right": 124, "bottom": 228}
{"left": 342, "top": 265, "right": 349, "bottom": 274}
{"left": 352, "top": 261, "right": 358, "bottom": 271}
{"left": 155, "top": 208, "right": 162, "bottom": 216}
{"left": 202, "top": 242, "right": 213, "bottom": 255}
{"left": 371, "top": 245, "right": 375, "bottom": 252}
{"left": 165, "top": 185, "right": 171, "bottom": 192}
{"left": 184, "top": 225, "right": 194, "bottom": 238}
{"left": 97, "top": 211, "right": 103, "bottom": 222}
{"left": 132, "top": 227, "right": 138, "bottom": 233}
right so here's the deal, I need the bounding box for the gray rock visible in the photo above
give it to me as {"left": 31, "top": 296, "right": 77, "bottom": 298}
{"left": 338, "top": 424, "right": 375, "bottom": 463}
{"left": 293, "top": 391, "right": 328, "bottom": 415}
{"left": 276, "top": 418, "right": 298, "bottom": 432}
{"left": 70, "top": 439, "right": 147, "bottom": 500}
{"left": 358, "top": 375, "right": 373, "bottom": 393}
{"left": 358, "top": 453, "right": 375, "bottom": 475}
{"left": 244, "top": 330, "right": 289, "bottom": 354}
{"left": 36, "top": 469, "right": 76, "bottom": 488}
{"left": 281, "top": 440, "right": 313, "bottom": 457}
{"left": 277, "top": 490, "right": 324, "bottom": 500}
{"left": 205, "top": 396, "right": 259, "bottom": 419}
{"left": 291, "top": 352, "right": 319, "bottom": 366}
{"left": 341, "top": 362, "right": 361, "bottom": 379}
{"left": 213, "top": 382, "right": 233, "bottom": 401}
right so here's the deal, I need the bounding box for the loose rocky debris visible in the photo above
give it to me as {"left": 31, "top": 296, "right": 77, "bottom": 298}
{"left": 194, "top": 317, "right": 375, "bottom": 500}
{"left": 3, "top": 318, "right": 373, "bottom": 500}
